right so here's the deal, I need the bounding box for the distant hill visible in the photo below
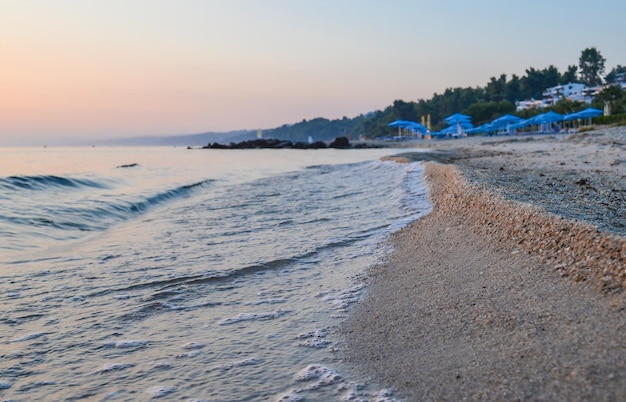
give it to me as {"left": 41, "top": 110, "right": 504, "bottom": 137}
{"left": 81, "top": 130, "right": 256, "bottom": 147}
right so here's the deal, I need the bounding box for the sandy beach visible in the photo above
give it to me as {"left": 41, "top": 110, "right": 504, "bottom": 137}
{"left": 339, "top": 126, "right": 626, "bottom": 401}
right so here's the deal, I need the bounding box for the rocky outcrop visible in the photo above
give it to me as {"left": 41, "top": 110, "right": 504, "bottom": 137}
{"left": 200, "top": 137, "right": 377, "bottom": 150}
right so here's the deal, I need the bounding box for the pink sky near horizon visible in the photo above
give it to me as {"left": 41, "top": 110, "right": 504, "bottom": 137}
{"left": 1, "top": 0, "right": 625, "bottom": 144}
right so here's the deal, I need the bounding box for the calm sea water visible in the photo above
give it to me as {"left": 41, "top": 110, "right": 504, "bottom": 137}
{"left": 0, "top": 146, "right": 430, "bottom": 401}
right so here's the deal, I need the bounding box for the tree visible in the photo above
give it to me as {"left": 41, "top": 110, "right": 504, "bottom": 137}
{"left": 391, "top": 99, "right": 419, "bottom": 121}
{"left": 552, "top": 98, "right": 585, "bottom": 115}
{"left": 579, "top": 47, "right": 606, "bottom": 86}
{"left": 486, "top": 74, "right": 507, "bottom": 102}
{"left": 519, "top": 66, "right": 561, "bottom": 100}
{"left": 463, "top": 101, "right": 515, "bottom": 125}
{"left": 605, "top": 65, "right": 626, "bottom": 83}
{"left": 593, "top": 85, "right": 625, "bottom": 115}
{"left": 543, "top": 65, "right": 561, "bottom": 88}
{"left": 560, "top": 65, "right": 578, "bottom": 84}
{"left": 505, "top": 74, "right": 521, "bottom": 103}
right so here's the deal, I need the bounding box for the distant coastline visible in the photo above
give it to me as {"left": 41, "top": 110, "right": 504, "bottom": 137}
{"left": 195, "top": 136, "right": 379, "bottom": 150}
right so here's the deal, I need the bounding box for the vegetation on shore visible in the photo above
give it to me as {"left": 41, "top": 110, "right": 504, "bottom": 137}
{"left": 263, "top": 48, "right": 625, "bottom": 141}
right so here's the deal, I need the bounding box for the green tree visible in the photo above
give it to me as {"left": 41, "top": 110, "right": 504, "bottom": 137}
{"left": 486, "top": 74, "right": 507, "bottom": 102}
{"left": 543, "top": 65, "right": 561, "bottom": 88}
{"left": 593, "top": 85, "right": 625, "bottom": 115}
{"left": 579, "top": 47, "right": 606, "bottom": 86}
{"left": 463, "top": 101, "right": 515, "bottom": 125}
{"left": 505, "top": 74, "right": 521, "bottom": 103}
{"left": 560, "top": 65, "right": 579, "bottom": 84}
{"left": 391, "top": 99, "right": 419, "bottom": 121}
{"left": 605, "top": 65, "right": 626, "bottom": 83}
{"left": 520, "top": 66, "right": 560, "bottom": 99}
{"left": 551, "top": 98, "right": 585, "bottom": 115}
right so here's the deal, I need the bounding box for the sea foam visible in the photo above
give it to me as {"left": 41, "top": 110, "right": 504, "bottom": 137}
{"left": 12, "top": 332, "right": 47, "bottom": 342}
{"left": 145, "top": 385, "right": 177, "bottom": 398}
{"left": 219, "top": 310, "right": 289, "bottom": 325}
{"left": 97, "top": 363, "right": 134, "bottom": 374}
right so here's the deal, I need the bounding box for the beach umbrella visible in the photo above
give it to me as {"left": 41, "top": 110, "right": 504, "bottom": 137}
{"left": 524, "top": 111, "right": 562, "bottom": 125}
{"left": 566, "top": 107, "right": 603, "bottom": 127}
{"left": 387, "top": 120, "right": 427, "bottom": 136}
{"left": 490, "top": 114, "right": 522, "bottom": 126}
{"left": 443, "top": 113, "right": 473, "bottom": 136}
{"left": 406, "top": 122, "right": 428, "bottom": 133}
{"left": 489, "top": 114, "right": 523, "bottom": 135}
{"left": 574, "top": 107, "right": 602, "bottom": 119}
{"left": 564, "top": 108, "right": 603, "bottom": 121}
{"left": 563, "top": 112, "right": 580, "bottom": 121}
{"left": 510, "top": 119, "right": 531, "bottom": 129}
{"left": 522, "top": 111, "right": 564, "bottom": 133}
{"left": 443, "top": 113, "right": 472, "bottom": 125}
{"left": 538, "top": 111, "right": 564, "bottom": 123}
{"left": 387, "top": 120, "right": 411, "bottom": 127}
{"left": 466, "top": 123, "right": 495, "bottom": 135}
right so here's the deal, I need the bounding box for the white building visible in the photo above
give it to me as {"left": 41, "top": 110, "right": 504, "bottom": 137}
{"left": 542, "top": 82, "right": 586, "bottom": 99}
{"left": 516, "top": 99, "right": 545, "bottom": 111}
{"left": 517, "top": 82, "right": 592, "bottom": 111}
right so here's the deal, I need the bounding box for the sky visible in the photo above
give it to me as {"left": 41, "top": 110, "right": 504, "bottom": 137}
{"left": 1, "top": 0, "right": 625, "bottom": 145}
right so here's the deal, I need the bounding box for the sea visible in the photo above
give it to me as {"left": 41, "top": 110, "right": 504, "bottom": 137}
{"left": 0, "top": 146, "right": 430, "bottom": 401}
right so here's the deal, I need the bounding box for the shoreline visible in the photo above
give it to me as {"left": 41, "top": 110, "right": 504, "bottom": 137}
{"left": 339, "top": 128, "right": 626, "bottom": 400}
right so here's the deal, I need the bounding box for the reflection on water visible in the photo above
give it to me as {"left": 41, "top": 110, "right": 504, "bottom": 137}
{"left": 0, "top": 147, "right": 428, "bottom": 400}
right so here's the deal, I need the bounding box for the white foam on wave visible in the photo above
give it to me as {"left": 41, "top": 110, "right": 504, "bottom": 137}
{"left": 374, "top": 389, "right": 397, "bottom": 402}
{"left": 211, "top": 357, "right": 261, "bottom": 372}
{"left": 152, "top": 362, "right": 173, "bottom": 370}
{"left": 297, "top": 328, "right": 330, "bottom": 349}
{"left": 97, "top": 363, "right": 134, "bottom": 374}
{"left": 101, "top": 390, "right": 122, "bottom": 400}
{"left": 274, "top": 389, "right": 303, "bottom": 402}
{"left": 145, "top": 385, "right": 177, "bottom": 398}
{"left": 246, "top": 297, "right": 288, "bottom": 306}
{"left": 296, "top": 364, "right": 343, "bottom": 387}
{"left": 175, "top": 340, "right": 206, "bottom": 358}
{"left": 219, "top": 310, "right": 289, "bottom": 325}
{"left": 12, "top": 332, "right": 47, "bottom": 342}
{"left": 164, "top": 300, "right": 221, "bottom": 310}
{"left": 113, "top": 294, "right": 137, "bottom": 300}
{"left": 182, "top": 342, "right": 205, "bottom": 350}
{"left": 175, "top": 350, "right": 201, "bottom": 359}
{"left": 5, "top": 349, "right": 25, "bottom": 358}
{"left": 317, "top": 284, "right": 365, "bottom": 310}
{"left": 103, "top": 339, "right": 151, "bottom": 348}
{"left": 293, "top": 364, "right": 398, "bottom": 401}
{"left": 64, "top": 295, "right": 86, "bottom": 303}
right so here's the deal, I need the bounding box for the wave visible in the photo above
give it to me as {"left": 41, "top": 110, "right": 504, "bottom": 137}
{"left": 0, "top": 175, "right": 111, "bottom": 192}
{"left": 0, "top": 179, "right": 214, "bottom": 235}
{"left": 97, "top": 233, "right": 376, "bottom": 305}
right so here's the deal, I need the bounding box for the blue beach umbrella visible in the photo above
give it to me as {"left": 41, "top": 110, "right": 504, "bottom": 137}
{"left": 442, "top": 113, "right": 474, "bottom": 137}
{"left": 573, "top": 107, "right": 602, "bottom": 119}
{"left": 538, "top": 111, "right": 564, "bottom": 123}
{"left": 489, "top": 114, "right": 523, "bottom": 135}
{"left": 387, "top": 120, "right": 411, "bottom": 127}
{"left": 510, "top": 119, "right": 531, "bottom": 129}
{"left": 564, "top": 107, "right": 603, "bottom": 127}
{"left": 387, "top": 120, "right": 427, "bottom": 135}
{"left": 406, "top": 122, "right": 428, "bottom": 133}
{"left": 490, "top": 114, "right": 522, "bottom": 126}
{"left": 466, "top": 123, "right": 494, "bottom": 135}
{"left": 443, "top": 113, "right": 472, "bottom": 125}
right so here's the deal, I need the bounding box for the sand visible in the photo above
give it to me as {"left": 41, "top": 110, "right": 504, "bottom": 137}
{"left": 338, "top": 127, "right": 626, "bottom": 401}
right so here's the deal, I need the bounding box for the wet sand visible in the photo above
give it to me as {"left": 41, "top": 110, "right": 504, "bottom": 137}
{"left": 339, "top": 127, "right": 626, "bottom": 401}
